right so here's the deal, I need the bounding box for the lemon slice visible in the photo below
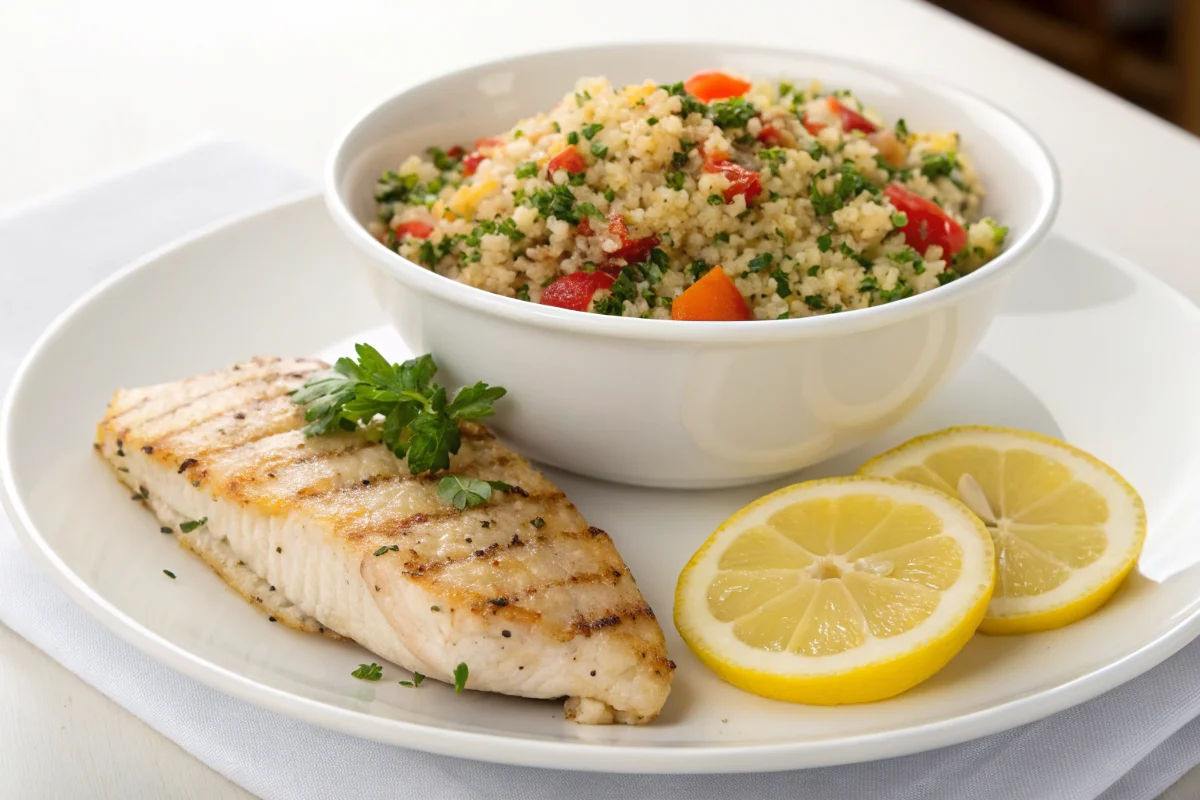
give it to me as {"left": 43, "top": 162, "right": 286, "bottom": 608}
{"left": 859, "top": 426, "right": 1146, "bottom": 634}
{"left": 674, "top": 477, "right": 994, "bottom": 705}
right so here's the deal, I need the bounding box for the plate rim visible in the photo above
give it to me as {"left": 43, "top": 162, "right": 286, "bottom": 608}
{"left": 4, "top": 192, "right": 1200, "bottom": 773}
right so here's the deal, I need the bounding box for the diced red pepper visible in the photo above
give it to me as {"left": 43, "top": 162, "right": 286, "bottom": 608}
{"left": 756, "top": 122, "right": 787, "bottom": 147}
{"left": 540, "top": 270, "right": 615, "bottom": 312}
{"left": 462, "top": 138, "right": 503, "bottom": 177}
{"left": 446, "top": 145, "right": 464, "bottom": 159}
{"left": 703, "top": 156, "right": 762, "bottom": 205}
{"left": 393, "top": 220, "right": 433, "bottom": 239}
{"left": 828, "top": 96, "right": 877, "bottom": 134}
{"left": 547, "top": 147, "right": 587, "bottom": 175}
{"left": 684, "top": 71, "right": 752, "bottom": 103}
{"left": 606, "top": 213, "right": 659, "bottom": 264}
{"left": 884, "top": 183, "right": 968, "bottom": 256}
{"left": 801, "top": 114, "right": 827, "bottom": 136}
{"left": 462, "top": 151, "right": 487, "bottom": 177}
{"left": 671, "top": 266, "right": 753, "bottom": 321}
{"left": 577, "top": 216, "right": 593, "bottom": 236}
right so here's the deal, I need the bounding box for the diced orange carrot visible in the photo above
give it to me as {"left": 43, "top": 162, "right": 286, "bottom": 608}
{"left": 671, "top": 267, "right": 753, "bottom": 321}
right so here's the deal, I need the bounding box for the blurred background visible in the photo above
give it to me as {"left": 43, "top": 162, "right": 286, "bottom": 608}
{"left": 931, "top": 0, "right": 1199, "bottom": 133}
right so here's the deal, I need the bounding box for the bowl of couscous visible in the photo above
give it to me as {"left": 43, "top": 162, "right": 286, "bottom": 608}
{"left": 326, "top": 43, "right": 1059, "bottom": 488}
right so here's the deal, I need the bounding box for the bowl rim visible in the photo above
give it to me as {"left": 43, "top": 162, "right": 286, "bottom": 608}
{"left": 325, "top": 41, "right": 1060, "bottom": 343}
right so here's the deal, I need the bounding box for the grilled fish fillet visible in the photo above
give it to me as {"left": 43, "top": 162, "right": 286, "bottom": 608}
{"left": 97, "top": 357, "right": 673, "bottom": 724}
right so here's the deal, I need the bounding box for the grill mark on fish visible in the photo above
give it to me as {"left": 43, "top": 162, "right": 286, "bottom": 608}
{"left": 137, "top": 380, "right": 310, "bottom": 445}
{"left": 573, "top": 603, "right": 656, "bottom": 636}
{"left": 147, "top": 395, "right": 307, "bottom": 462}
{"left": 109, "top": 362, "right": 319, "bottom": 429}
{"left": 468, "top": 568, "right": 630, "bottom": 614}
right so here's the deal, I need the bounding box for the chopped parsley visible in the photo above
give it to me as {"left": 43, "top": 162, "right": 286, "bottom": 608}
{"left": 665, "top": 171, "right": 686, "bottom": 191}
{"left": 879, "top": 279, "right": 914, "bottom": 303}
{"left": 647, "top": 117, "right": 659, "bottom": 126}
{"left": 454, "top": 662, "right": 469, "bottom": 693}
{"left": 859, "top": 275, "right": 880, "bottom": 292}
{"left": 689, "top": 259, "right": 712, "bottom": 280}
{"left": 809, "top": 174, "right": 840, "bottom": 216}
{"left": 707, "top": 193, "right": 725, "bottom": 206}
{"left": 375, "top": 170, "right": 420, "bottom": 203}
{"left": 290, "top": 345, "right": 505, "bottom": 476}
{"left": 575, "top": 202, "right": 603, "bottom": 219}
{"left": 162, "top": 569, "right": 176, "bottom": 579}
{"left": 708, "top": 97, "right": 757, "bottom": 129}
{"left": 891, "top": 212, "right": 908, "bottom": 227}
{"left": 466, "top": 217, "right": 523, "bottom": 245}
{"left": 179, "top": 518, "right": 207, "bottom": 533}
{"left": 567, "top": 131, "right": 579, "bottom": 145}
{"left": 514, "top": 161, "right": 538, "bottom": 179}
{"left": 806, "top": 141, "right": 826, "bottom": 161}
{"left": 352, "top": 663, "right": 383, "bottom": 681}
{"left": 531, "top": 517, "right": 545, "bottom": 528}
{"left": 807, "top": 264, "right": 821, "bottom": 277}
{"left": 426, "top": 146, "right": 460, "bottom": 171}
{"left": 516, "top": 284, "right": 531, "bottom": 301}
{"left": 603, "top": 187, "right": 616, "bottom": 203}
{"left": 660, "top": 81, "right": 709, "bottom": 116}
{"left": 437, "top": 475, "right": 494, "bottom": 510}
{"left": 771, "top": 268, "right": 792, "bottom": 298}
{"left": 804, "top": 295, "right": 825, "bottom": 310}
{"left": 747, "top": 253, "right": 773, "bottom": 273}
{"left": 920, "top": 151, "right": 959, "bottom": 181}
{"left": 937, "top": 270, "right": 960, "bottom": 286}
{"left": 592, "top": 296, "right": 623, "bottom": 316}
{"left": 552, "top": 121, "right": 561, "bottom": 133}
{"left": 373, "top": 545, "right": 399, "bottom": 556}
{"left": 581, "top": 123, "right": 604, "bottom": 140}
{"left": 591, "top": 142, "right": 608, "bottom": 159}
{"left": 528, "top": 185, "right": 580, "bottom": 223}
{"left": 400, "top": 672, "right": 426, "bottom": 688}
{"left": 714, "top": 231, "right": 730, "bottom": 243}
{"left": 759, "top": 147, "right": 787, "bottom": 176}
{"left": 816, "top": 233, "right": 833, "bottom": 252}
{"left": 895, "top": 118, "right": 909, "bottom": 139}
{"left": 889, "top": 247, "right": 925, "bottom": 274}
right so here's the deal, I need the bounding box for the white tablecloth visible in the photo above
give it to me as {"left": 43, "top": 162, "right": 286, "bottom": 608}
{"left": 2, "top": 140, "right": 1199, "bottom": 800}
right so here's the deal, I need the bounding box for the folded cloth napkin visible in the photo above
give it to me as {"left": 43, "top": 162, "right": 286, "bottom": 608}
{"left": 2, "top": 139, "right": 1199, "bottom": 800}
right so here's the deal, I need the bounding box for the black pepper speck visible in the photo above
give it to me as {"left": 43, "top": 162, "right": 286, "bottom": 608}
{"left": 502, "top": 630, "right": 511, "bottom": 638}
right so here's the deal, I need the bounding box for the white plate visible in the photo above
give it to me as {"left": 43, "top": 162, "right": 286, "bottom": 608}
{"left": 4, "top": 195, "right": 1200, "bottom": 773}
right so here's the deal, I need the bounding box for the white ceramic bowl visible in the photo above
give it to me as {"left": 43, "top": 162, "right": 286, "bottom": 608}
{"left": 326, "top": 43, "right": 1059, "bottom": 489}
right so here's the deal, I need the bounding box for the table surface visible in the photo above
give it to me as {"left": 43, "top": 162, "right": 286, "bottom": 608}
{"left": 4, "top": 0, "right": 1200, "bottom": 796}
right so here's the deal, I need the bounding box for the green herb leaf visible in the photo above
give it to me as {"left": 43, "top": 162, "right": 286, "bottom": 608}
{"left": 771, "top": 268, "right": 792, "bottom": 298}
{"left": 708, "top": 97, "right": 757, "bottom": 129}
{"left": 747, "top": 253, "right": 773, "bottom": 273}
{"left": 895, "top": 118, "right": 909, "bottom": 139}
{"left": 453, "top": 662, "right": 469, "bottom": 693}
{"left": 816, "top": 233, "right": 833, "bottom": 252}
{"left": 373, "top": 545, "right": 399, "bottom": 556}
{"left": 162, "top": 569, "right": 176, "bottom": 579}
{"left": 590, "top": 142, "right": 608, "bottom": 159}
{"left": 437, "top": 475, "right": 494, "bottom": 510}
{"left": 665, "top": 171, "right": 685, "bottom": 191}
{"left": 581, "top": 123, "right": 604, "bottom": 140}
{"left": 807, "top": 264, "right": 821, "bottom": 276}
{"left": 646, "top": 117, "right": 658, "bottom": 126}
{"left": 891, "top": 212, "right": 908, "bottom": 227}
{"left": 707, "top": 193, "right": 725, "bottom": 206}
{"left": 179, "top": 517, "right": 207, "bottom": 533}
{"left": 515, "top": 161, "right": 539, "bottom": 179}
{"left": 804, "top": 294, "right": 825, "bottom": 310}
{"left": 567, "top": 131, "right": 579, "bottom": 145}
{"left": 352, "top": 663, "right": 383, "bottom": 681}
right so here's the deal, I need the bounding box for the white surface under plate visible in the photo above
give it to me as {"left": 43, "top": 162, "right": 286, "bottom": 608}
{"left": 4, "top": 195, "right": 1200, "bottom": 773}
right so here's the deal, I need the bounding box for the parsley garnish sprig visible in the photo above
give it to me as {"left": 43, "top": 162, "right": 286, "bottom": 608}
{"left": 290, "top": 344, "right": 506, "bottom": 476}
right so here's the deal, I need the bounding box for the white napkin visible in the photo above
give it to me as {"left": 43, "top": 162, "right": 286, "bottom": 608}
{"left": 1, "top": 139, "right": 1198, "bottom": 800}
